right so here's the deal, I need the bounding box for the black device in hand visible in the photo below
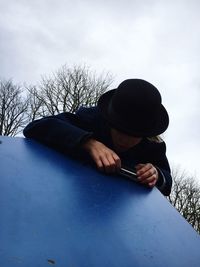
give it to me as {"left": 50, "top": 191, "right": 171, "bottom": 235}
{"left": 119, "top": 167, "right": 138, "bottom": 182}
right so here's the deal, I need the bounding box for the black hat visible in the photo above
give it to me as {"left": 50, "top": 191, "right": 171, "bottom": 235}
{"left": 97, "top": 79, "right": 169, "bottom": 137}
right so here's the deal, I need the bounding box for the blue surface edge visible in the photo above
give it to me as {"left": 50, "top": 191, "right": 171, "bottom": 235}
{"left": 0, "top": 136, "right": 199, "bottom": 267}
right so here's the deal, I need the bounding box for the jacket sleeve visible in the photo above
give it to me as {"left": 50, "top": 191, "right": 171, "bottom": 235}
{"left": 152, "top": 141, "right": 172, "bottom": 196}
{"left": 23, "top": 108, "right": 94, "bottom": 153}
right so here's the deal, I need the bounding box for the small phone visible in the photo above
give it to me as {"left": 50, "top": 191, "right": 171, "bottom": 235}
{"left": 119, "top": 167, "right": 138, "bottom": 182}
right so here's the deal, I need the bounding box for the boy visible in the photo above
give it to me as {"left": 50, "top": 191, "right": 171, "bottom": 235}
{"left": 24, "top": 79, "right": 172, "bottom": 196}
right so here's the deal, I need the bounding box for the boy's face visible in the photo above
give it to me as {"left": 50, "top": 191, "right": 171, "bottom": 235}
{"left": 110, "top": 128, "right": 142, "bottom": 153}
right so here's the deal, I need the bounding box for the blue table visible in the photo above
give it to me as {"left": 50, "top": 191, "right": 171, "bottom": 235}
{"left": 0, "top": 136, "right": 199, "bottom": 267}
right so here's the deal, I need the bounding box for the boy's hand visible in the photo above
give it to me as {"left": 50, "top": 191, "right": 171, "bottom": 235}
{"left": 135, "top": 163, "right": 158, "bottom": 188}
{"left": 82, "top": 139, "right": 121, "bottom": 173}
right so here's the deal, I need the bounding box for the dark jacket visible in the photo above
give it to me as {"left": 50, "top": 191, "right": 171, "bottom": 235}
{"left": 23, "top": 106, "right": 172, "bottom": 196}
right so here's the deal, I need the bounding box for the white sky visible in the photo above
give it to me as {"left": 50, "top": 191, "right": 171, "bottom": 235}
{"left": 0, "top": 0, "right": 200, "bottom": 181}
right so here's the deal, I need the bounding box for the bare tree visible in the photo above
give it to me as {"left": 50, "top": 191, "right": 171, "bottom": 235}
{"left": 168, "top": 167, "right": 200, "bottom": 234}
{"left": 27, "top": 64, "right": 113, "bottom": 120}
{"left": 26, "top": 85, "right": 45, "bottom": 121}
{"left": 0, "top": 80, "right": 28, "bottom": 136}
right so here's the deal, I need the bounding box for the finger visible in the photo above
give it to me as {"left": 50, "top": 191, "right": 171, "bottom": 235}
{"left": 137, "top": 163, "right": 155, "bottom": 179}
{"left": 140, "top": 174, "right": 157, "bottom": 184}
{"left": 105, "top": 153, "right": 118, "bottom": 173}
{"left": 148, "top": 180, "right": 157, "bottom": 188}
{"left": 138, "top": 166, "right": 157, "bottom": 183}
{"left": 112, "top": 153, "right": 121, "bottom": 171}
{"left": 137, "top": 163, "right": 152, "bottom": 176}
{"left": 138, "top": 169, "right": 156, "bottom": 182}
{"left": 100, "top": 155, "right": 114, "bottom": 174}
{"left": 135, "top": 164, "right": 145, "bottom": 171}
{"left": 92, "top": 154, "right": 104, "bottom": 172}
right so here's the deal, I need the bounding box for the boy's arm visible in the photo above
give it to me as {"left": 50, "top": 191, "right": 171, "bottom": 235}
{"left": 153, "top": 142, "right": 172, "bottom": 196}
{"left": 24, "top": 107, "right": 122, "bottom": 172}
{"left": 23, "top": 111, "right": 93, "bottom": 153}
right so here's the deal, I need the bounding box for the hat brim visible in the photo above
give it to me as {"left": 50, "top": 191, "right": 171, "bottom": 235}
{"left": 98, "top": 89, "right": 169, "bottom": 137}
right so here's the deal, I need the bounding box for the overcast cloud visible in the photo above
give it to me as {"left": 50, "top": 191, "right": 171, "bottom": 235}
{"left": 0, "top": 0, "right": 200, "bottom": 181}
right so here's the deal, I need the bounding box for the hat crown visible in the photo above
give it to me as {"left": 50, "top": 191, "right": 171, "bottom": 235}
{"left": 111, "top": 79, "right": 162, "bottom": 123}
{"left": 98, "top": 78, "right": 169, "bottom": 136}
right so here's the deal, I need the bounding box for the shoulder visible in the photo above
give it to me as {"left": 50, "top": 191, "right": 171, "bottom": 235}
{"left": 143, "top": 138, "right": 167, "bottom": 153}
{"left": 76, "top": 106, "right": 107, "bottom": 135}
{"left": 75, "top": 106, "right": 102, "bottom": 123}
